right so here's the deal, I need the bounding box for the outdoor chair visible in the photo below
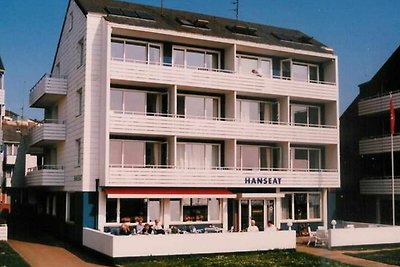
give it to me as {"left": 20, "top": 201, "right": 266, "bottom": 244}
{"left": 307, "top": 226, "right": 317, "bottom": 246}
{"left": 314, "top": 229, "right": 328, "bottom": 247}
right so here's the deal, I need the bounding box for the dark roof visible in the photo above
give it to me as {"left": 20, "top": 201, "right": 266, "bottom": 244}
{"left": 75, "top": 0, "right": 333, "bottom": 55}
{"left": 0, "top": 55, "right": 4, "bottom": 72}
{"left": 359, "top": 45, "right": 400, "bottom": 98}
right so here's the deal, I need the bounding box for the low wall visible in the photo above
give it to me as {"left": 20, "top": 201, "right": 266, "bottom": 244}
{"left": 0, "top": 225, "right": 7, "bottom": 241}
{"left": 328, "top": 226, "right": 400, "bottom": 248}
{"left": 83, "top": 228, "right": 296, "bottom": 258}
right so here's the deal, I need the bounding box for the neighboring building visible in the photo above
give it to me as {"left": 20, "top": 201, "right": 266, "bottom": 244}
{"left": 25, "top": 0, "right": 339, "bottom": 246}
{"left": 0, "top": 57, "right": 6, "bottom": 211}
{"left": 340, "top": 45, "right": 400, "bottom": 225}
{"left": 1, "top": 111, "right": 37, "bottom": 212}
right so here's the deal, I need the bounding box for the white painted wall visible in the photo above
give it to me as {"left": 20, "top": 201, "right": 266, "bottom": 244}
{"left": 83, "top": 227, "right": 296, "bottom": 258}
{"left": 329, "top": 226, "right": 400, "bottom": 248}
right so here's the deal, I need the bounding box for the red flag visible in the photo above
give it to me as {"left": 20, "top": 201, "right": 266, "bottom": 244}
{"left": 390, "top": 96, "right": 395, "bottom": 135}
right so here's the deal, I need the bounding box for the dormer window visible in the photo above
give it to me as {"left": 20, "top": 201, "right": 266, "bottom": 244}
{"left": 227, "top": 25, "right": 257, "bottom": 36}
{"left": 177, "top": 18, "right": 209, "bottom": 29}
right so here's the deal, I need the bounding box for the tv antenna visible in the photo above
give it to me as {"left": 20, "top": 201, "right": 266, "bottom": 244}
{"left": 160, "top": 0, "right": 164, "bottom": 16}
{"left": 232, "top": 0, "right": 239, "bottom": 21}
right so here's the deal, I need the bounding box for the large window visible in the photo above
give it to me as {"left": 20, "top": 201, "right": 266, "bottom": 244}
{"left": 236, "top": 99, "right": 279, "bottom": 123}
{"left": 281, "top": 192, "right": 321, "bottom": 222}
{"left": 173, "top": 47, "right": 220, "bottom": 70}
{"left": 177, "top": 142, "right": 220, "bottom": 169}
{"left": 111, "top": 38, "right": 162, "bottom": 64}
{"left": 291, "top": 147, "right": 321, "bottom": 171}
{"left": 236, "top": 54, "right": 272, "bottom": 77}
{"left": 280, "top": 59, "right": 319, "bottom": 82}
{"left": 236, "top": 145, "right": 281, "bottom": 170}
{"left": 105, "top": 198, "right": 162, "bottom": 224}
{"left": 77, "top": 38, "right": 84, "bottom": 68}
{"left": 177, "top": 94, "right": 220, "bottom": 119}
{"left": 110, "top": 89, "right": 166, "bottom": 115}
{"left": 109, "top": 139, "right": 167, "bottom": 167}
{"left": 291, "top": 103, "right": 321, "bottom": 126}
{"left": 170, "top": 198, "right": 221, "bottom": 223}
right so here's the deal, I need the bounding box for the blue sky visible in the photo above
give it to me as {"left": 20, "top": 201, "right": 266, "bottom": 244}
{"left": 0, "top": 0, "right": 399, "bottom": 119}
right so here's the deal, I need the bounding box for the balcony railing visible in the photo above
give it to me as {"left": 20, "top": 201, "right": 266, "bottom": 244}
{"left": 360, "top": 176, "right": 400, "bottom": 195}
{"left": 359, "top": 134, "right": 400, "bottom": 155}
{"left": 110, "top": 60, "right": 337, "bottom": 101}
{"left": 29, "top": 74, "right": 67, "bottom": 108}
{"left": 109, "top": 111, "right": 338, "bottom": 144}
{"left": 26, "top": 165, "right": 65, "bottom": 187}
{"left": 107, "top": 165, "right": 339, "bottom": 188}
{"left": 30, "top": 120, "right": 66, "bottom": 146}
{"left": 0, "top": 89, "right": 4, "bottom": 105}
{"left": 358, "top": 90, "right": 400, "bottom": 116}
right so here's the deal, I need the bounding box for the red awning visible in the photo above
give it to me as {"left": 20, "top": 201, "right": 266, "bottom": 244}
{"left": 103, "top": 187, "right": 236, "bottom": 199}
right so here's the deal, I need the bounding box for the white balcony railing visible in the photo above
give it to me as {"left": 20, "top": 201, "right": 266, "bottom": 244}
{"left": 0, "top": 89, "right": 4, "bottom": 106}
{"left": 359, "top": 134, "right": 400, "bottom": 155}
{"left": 25, "top": 165, "right": 64, "bottom": 187}
{"left": 358, "top": 90, "right": 400, "bottom": 116}
{"left": 360, "top": 176, "right": 400, "bottom": 195}
{"left": 109, "top": 112, "right": 338, "bottom": 144}
{"left": 110, "top": 61, "right": 337, "bottom": 101}
{"left": 107, "top": 166, "right": 339, "bottom": 188}
{"left": 29, "top": 74, "right": 67, "bottom": 107}
{"left": 30, "top": 120, "right": 66, "bottom": 146}
{"left": 5, "top": 155, "right": 16, "bottom": 165}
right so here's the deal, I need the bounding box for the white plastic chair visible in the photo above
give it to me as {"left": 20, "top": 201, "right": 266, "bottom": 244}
{"left": 307, "top": 226, "right": 317, "bottom": 246}
{"left": 314, "top": 229, "right": 328, "bottom": 247}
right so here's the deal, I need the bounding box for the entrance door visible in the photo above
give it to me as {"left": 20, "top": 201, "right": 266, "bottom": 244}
{"left": 239, "top": 199, "right": 275, "bottom": 231}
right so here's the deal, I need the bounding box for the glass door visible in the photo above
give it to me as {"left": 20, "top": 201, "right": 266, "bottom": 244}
{"left": 251, "top": 200, "right": 264, "bottom": 231}
{"left": 239, "top": 199, "right": 276, "bottom": 231}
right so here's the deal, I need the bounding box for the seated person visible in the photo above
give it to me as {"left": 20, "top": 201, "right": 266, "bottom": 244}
{"left": 266, "top": 220, "right": 277, "bottom": 231}
{"left": 247, "top": 220, "right": 259, "bottom": 232}
{"left": 153, "top": 219, "right": 165, "bottom": 235}
{"left": 135, "top": 216, "right": 144, "bottom": 234}
{"left": 119, "top": 222, "right": 131, "bottom": 235}
{"left": 141, "top": 223, "right": 153, "bottom": 235}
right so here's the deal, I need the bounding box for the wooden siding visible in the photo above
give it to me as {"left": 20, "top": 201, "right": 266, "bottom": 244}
{"left": 359, "top": 135, "right": 400, "bottom": 155}
{"left": 25, "top": 168, "right": 65, "bottom": 187}
{"left": 358, "top": 92, "right": 400, "bottom": 116}
{"left": 106, "top": 167, "right": 339, "bottom": 188}
{"left": 29, "top": 75, "right": 67, "bottom": 107}
{"left": 110, "top": 61, "right": 338, "bottom": 101}
{"left": 360, "top": 178, "right": 400, "bottom": 195}
{"left": 30, "top": 123, "right": 66, "bottom": 146}
{"left": 109, "top": 113, "right": 338, "bottom": 144}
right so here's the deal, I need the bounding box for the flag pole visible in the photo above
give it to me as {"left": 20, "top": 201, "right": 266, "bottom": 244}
{"left": 392, "top": 129, "right": 395, "bottom": 226}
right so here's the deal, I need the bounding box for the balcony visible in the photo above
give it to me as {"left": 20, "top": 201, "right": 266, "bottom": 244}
{"left": 360, "top": 177, "right": 400, "bottom": 195}
{"left": 109, "top": 112, "right": 338, "bottom": 144}
{"left": 25, "top": 165, "right": 64, "bottom": 187}
{"left": 29, "top": 74, "right": 67, "bottom": 108}
{"left": 107, "top": 166, "right": 339, "bottom": 188}
{"left": 110, "top": 61, "right": 337, "bottom": 101}
{"left": 358, "top": 91, "right": 400, "bottom": 116}
{"left": 359, "top": 134, "right": 400, "bottom": 155}
{"left": 30, "top": 120, "right": 66, "bottom": 146}
{"left": 4, "top": 155, "right": 16, "bottom": 165}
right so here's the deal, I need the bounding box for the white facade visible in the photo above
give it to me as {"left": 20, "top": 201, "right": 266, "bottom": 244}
{"left": 28, "top": 0, "right": 339, "bottom": 247}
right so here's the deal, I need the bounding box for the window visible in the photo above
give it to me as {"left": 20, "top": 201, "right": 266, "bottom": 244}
{"left": 281, "top": 193, "right": 321, "bottom": 222}
{"left": 291, "top": 147, "right": 321, "bottom": 171}
{"left": 110, "top": 89, "right": 164, "bottom": 115}
{"left": 111, "top": 38, "right": 162, "bottom": 64}
{"left": 176, "top": 142, "right": 220, "bottom": 169}
{"left": 66, "top": 193, "right": 76, "bottom": 223}
{"left": 77, "top": 38, "right": 84, "bottom": 68}
{"left": 236, "top": 145, "right": 281, "bottom": 170}
{"left": 291, "top": 103, "right": 321, "bottom": 126}
{"left": 236, "top": 99, "right": 279, "bottom": 123}
{"left": 236, "top": 55, "right": 272, "bottom": 77}
{"left": 52, "top": 196, "right": 57, "bottom": 216}
{"left": 77, "top": 89, "right": 83, "bottom": 116}
{"left": 172, "top": 47, "right": 220, "bottom": 70}
{"left": 170, "top": 198, "right": 221, "bottom": 223}
{"left": 177, "top": 94, "right": 220, "bottom": 119}
{"left": 69, "top": 12, "right": 73, "bottom": 31}
{"left": 6, "top": 143, "right": 18, "bottom": 156}
{"left": 54, "top": 63, "right": 60, "bottom": 78}
{"left": 76, "top": 139, "right": 81, "bottom": 167}
{"left": 280, "top": 59, "right": 319, "bottom": 82}
{"left": 105, "top": 198, "right": 162, "bottom": 223}
{"left": 109, "top": 139, "right": 167, "bottom": 167}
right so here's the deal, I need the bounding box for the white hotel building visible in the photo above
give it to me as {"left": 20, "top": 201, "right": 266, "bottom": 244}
{"left": 26, "top": 0, "right": 339, "bottom": 244}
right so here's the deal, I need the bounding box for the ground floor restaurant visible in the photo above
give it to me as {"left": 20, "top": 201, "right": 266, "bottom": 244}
{"left": 98, "top": 188, "right": 328, "bottom": 233}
